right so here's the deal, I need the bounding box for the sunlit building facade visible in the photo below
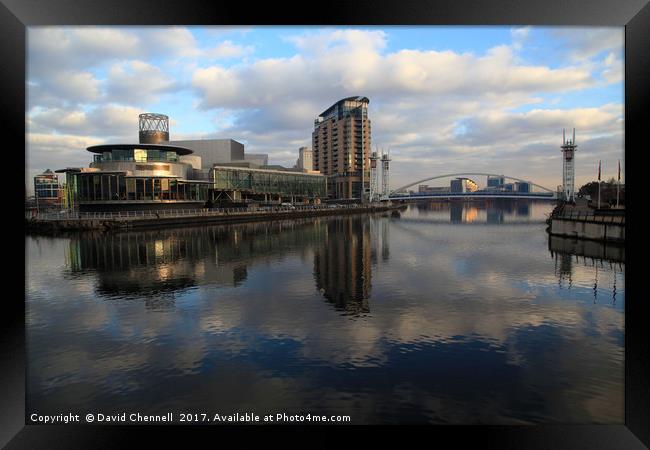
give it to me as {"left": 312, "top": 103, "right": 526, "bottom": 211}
{"left": 450, "top": 177, "right": 479, "bottom": 193}
{"left": 312, "top": 96, "right": 371, "bottom": 200}
{"left": 55, "top": 112, "right": 325, "bottom": 211}
{"left": 61, "top": 143, "right": 211, "bottom": 211}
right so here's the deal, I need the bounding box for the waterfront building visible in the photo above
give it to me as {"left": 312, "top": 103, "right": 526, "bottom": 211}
{"left": 515, "top": 181, "right": 531, "bottom": 193}
{"left": 60, "top": 143, "right": 211, "bottom": 211}
{"left": 418, "top": 185, "right": 450, "bottom": 194}
{"left": 450, "top": 177, "right": 478, "bottom": 193}
{"left": 33, "top": 169, "right": 63, "bottom": 209}
{"left": 487, "top": 175, "right": 505, "bottom": 188}
{"left": 295, "top": 147, "right": 313, "bottom": 172}
{"left": 312, "top": 97, "right": 371, "bottom": 200}
{"left": 211, "top": 165, "right": 326, "bottom": 204}
{"left": 54, "top": 112, "right": 324, "bottom": 211}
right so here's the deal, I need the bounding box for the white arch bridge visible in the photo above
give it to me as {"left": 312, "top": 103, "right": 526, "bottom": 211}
{"left": 388, "top": 173, "right": 557, "bottom": 200}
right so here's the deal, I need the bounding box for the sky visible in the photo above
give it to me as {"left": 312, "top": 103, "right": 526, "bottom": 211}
{"left": 25, "top": 26, "right": 624, "bottom": 194}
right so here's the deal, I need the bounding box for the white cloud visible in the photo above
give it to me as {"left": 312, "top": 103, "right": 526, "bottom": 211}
{"left": 193, "top": 31, "right": 594, "bottom": 114}
{"left": 511, "top": 26, "right": 531, "bottom": 50}
{"left": 188, "top": 29, "right": 608, "bottom": 178}
{"left": 26, "top": 133, "right": 105, "bottom": 193}
{"left": 54, "top": 70, "right": 102, "bottom": 100}
{"left": 106, "top": 60, "right": 176, "bottom": 103}
{"left": 552, "top": 27, "right": 624, "bottom": 60}
{"left": 204, "top": 40, "right": 253, "bottom": 59}
{"left": 600, "top": 52, "right": 623, "bottom": 84}
{"left": 28, "top": 27, "right": 141, "bottom": 74}
{"left": 143, "top": 27, "right": 200, "bottom": 58}
{"left": 30, "top": 104, "right": 144, "bottom": 139}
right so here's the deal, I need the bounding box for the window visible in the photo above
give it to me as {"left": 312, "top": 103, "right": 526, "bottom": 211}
{"left": 101, "top": 175, "right": 110, "bottom": 200}
{"left": 153, "top": 179, "right": 161, "bottom": 200}
{"left": 161, "top": 178, "right": 169, "bottom": 200}
{"left": 93, "top": 175, "right": 101, "bottom": 201}
{"left": 126, "top": 178, "right": 135, "bottom": 200}
{"left": 113, "top": 149, "right": 132, "bottom": 161}
{"left": 136, "top": 178, "right": 144, "bottom": 200}
{"left": 134, "top": 149, "right": 147, "bottom": 162}
{"left": 148, "top": 150, "right": 160, "bottom": 162}
{"left": 144, "top": 178, "right": 153, "bottom": 200}
{"left": 170, "top": 180, "right": 177, "bottom": 200}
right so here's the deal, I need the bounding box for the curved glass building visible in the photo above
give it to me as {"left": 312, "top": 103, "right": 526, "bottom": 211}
{"left": 55, "top": 112, "right": 327, "bottom": 212}
{"left": 62, "top": 143, "right": 211, "bottom": 211}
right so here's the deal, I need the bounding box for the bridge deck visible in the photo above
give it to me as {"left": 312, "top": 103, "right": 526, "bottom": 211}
{"left": 390, "top": 193, "right": 556, "bottom": 200}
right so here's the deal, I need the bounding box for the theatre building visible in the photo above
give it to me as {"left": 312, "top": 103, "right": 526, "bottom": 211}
{"left": 58, "top": 143, "right": 211, "bottom": 212}
{"left": 56, "top": 112, "right": 326, "bottom": 212}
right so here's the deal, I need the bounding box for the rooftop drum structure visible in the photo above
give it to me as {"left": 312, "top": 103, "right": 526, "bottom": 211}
{"left": 139, "top": 113, "right": 170, "bottom": 144}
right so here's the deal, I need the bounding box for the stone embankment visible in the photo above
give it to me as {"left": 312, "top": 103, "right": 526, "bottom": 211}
{"left": 546, "top": 203, "right": 624, "bottom": 243}
{"left": 26, "top": 204, "right": 405, "bottom": 234}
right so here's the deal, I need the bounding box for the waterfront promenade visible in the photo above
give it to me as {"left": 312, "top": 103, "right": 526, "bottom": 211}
{"left": 25, "top": 203, "right": 403, "bottom": 233}
{"left": 547, "top": 202, "right": 625, "bottom": 243}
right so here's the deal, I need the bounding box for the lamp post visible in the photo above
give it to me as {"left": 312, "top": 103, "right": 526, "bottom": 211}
{"left": 616, "top": 160, "right": 621, "bottom": 208}
{"left": 597, "top": 160, "right": 601, "bottom": 209}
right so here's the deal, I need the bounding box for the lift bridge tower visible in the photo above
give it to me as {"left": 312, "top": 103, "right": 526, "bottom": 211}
{"left": 381, "top": 149, "right": 391, "bottom": 200}
{"left": 560, "top": 128, "right": 577, "bottom": 202}
{"left": 369, "top": 150, "right": 380, "bottom": 202}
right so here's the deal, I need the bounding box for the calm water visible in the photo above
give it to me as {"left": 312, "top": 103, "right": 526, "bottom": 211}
{"left": 26, "top": 200, "right": 625, "bottom": 424}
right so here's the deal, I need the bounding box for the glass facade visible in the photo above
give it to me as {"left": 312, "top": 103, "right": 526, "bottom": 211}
{"left": 34, "top": 171, "right": 62, "bottom": 202}
{"left": 93, "top": 148, "right": 179, "bottom": 163}
{"left": 74, "top": 173, "right": 209, "bottom": 202}
{"left": 212, "top": 167, "right": 326, "bottom": 198}
{"left": 35, "top": 180, "right": 61, "bottom": 198}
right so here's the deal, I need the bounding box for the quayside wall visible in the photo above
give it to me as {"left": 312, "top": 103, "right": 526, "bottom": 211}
{"left": 26, "top": 204, "right": 404, "bottom": 234}
{"left": 547, "top": 206, "right": 624, "bottom": 244}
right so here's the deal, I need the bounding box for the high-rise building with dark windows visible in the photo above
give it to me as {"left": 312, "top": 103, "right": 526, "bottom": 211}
{"left": 312, "top": 97, "right": 371, "bottom": 200}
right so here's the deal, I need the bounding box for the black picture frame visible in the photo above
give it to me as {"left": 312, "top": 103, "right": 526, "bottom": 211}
{"left": 5, "top": 0, "right": 648, "bottom": 447}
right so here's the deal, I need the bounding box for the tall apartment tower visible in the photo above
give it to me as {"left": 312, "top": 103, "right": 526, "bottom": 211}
{"left": 560, "top": 128, "right": 577, "bottom": 202}
{"left": 312, "top": 96, "right": 371, "bottom": 200}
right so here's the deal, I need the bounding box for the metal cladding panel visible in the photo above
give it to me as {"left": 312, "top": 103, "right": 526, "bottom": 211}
{"left": 139, "top": 130, "right": 170, "bottom": 144}
{"left": 165, "top": 139, "right": 245, "bottom": 168}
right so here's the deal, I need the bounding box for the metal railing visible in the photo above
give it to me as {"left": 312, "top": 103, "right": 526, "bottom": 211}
{"left": 551, "top": 208, "right": 625, "bottom": 223}
{"left": 26, "top": 203, "right": 386, "bottom": 222}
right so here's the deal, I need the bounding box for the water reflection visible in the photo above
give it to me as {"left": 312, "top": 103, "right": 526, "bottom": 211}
{"left": 549, "top": 235, "right": 624, "bottom": 305}
{"left": 411, "top": 199, "right": 548, "bottom": 224}
{"left": 26, "top": 201, "right": 625, "bottom": 424}
{"left": 314, "top": 218, "right": 372, "bottom": 315}
{"left": 65, "top": 217, "right": 378, "bottom": 316}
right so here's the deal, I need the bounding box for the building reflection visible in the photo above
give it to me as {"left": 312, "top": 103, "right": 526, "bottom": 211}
{"left": 381, "top": 218, "right": 390, "bottom": 261}
{"left": 413, "top": 200, "right": 534, "bottom": 224}
{"left": 65, "top": 219, "right": 326, "bottom": 303}
{"left": 486, "top": 207, "right": 504, "bottom": 224}
{"left": 313, "top": 216, "right": 374, "bottom": 315}
{"left": 450, "top": 203, "right": 478, "bottom": 223}
{"left": 64, "top": 216, "right": 383, "bottom": 314}
{"left": 548, "top": 235, "right": 624, "bottom": 303}
{"left": 516, "top": 203, "right": 530, "bottom": 217}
